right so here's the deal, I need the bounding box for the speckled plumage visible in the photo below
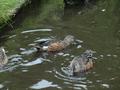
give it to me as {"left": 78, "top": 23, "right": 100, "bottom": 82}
{"left": 69, "top": 50, "right": 95, "bottom": 76}
{"left": 0, "top": 47, "right": 8, "bottom": 66}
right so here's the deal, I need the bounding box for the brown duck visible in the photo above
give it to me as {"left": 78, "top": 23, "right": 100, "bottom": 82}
{"left": 0, "top": 47, "right": 8, "bottom": 67}
{"left": 68, "top": 50, "right": 95, "bottom": 76}
{"left": 35, "top": 35, "right": 74, "bottom": 52}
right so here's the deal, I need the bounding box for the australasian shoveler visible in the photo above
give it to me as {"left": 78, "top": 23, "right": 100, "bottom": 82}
{"left": 68, "top": 50, "right": 96, "bottom": 76}
{"left": 35, "top": 35, "right": 74, "bottom": 52}
{"left": 0, "top": 47, "right": 8, "bottom": 67}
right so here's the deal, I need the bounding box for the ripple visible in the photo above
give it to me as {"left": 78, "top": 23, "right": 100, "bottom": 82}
{"left": 8, "top": 35, "right": 16, "bottom": 39}
{"left": 0, "top": 84, "right": 4, "bottom": 89}
{"left": 20, "top": 48, "right": 36, "bottom": 55}
{"left": 63, "top": 53, "right": 70, "bottom": 57}
{"left": 21, "top": 58, "right": 50, "bottom": 67}
{"left": 8, "top": 54, "right": 22, "bottom": 60}
{"left": 30, "top": 79, "right": 60, "bottom": 89}
{"left": 34, "top": 38, "right": 52, "bottom": 43}
{"left": 77, "top": 45, "right": 82, "bottom": 48}
{"left": 76, "top": 39, "right": 83, "bottom": 43}
{"left": 101, "top": 84, "right": 110, "bottom": 88}
{"left": 21, "top": 29, "right": 52, "bottom": 34}
{"left": 0, "top": 64, "right": 19, "bottom": 73}
{"left": 52, "top": 66, "right": 87, "bottom": 90}
{"left": 0, "top": 54, "right": 23, "bottom": 73}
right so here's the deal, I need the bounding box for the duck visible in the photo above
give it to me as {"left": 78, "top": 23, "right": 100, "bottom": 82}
{"left": 35, "top": 35, "right": 74, "bottom": 52}
{"left": 0, "top": 47, "right": 8, "bottom": 67}
{"left": 68, "top": 50, "right": 96, "bottom": 76}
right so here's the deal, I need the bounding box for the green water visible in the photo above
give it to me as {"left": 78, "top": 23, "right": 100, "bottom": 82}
{"left": 0, "top": 0, "right": 120, "bottom": 90}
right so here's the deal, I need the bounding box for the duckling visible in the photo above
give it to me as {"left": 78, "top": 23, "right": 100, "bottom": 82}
{"left": 0, "top": 47, "right": 8, "bottom": 67}
{"left": 68, "top": 50, "right": 95, "bottom": 76}
{"left": 35, "top": 35, "right": 74, "bottom": 52}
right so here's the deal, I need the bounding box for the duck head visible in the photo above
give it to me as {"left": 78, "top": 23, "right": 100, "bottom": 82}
{"left": 64, "top": 35, "right": 74, "bottom": 43}
{"left": 82, "top": 50, "right": 96, "bottom": 59}
{"left": 62, "top": 35, "right": 74, "bottom": 47}
{"left": 68, "top": 50, "right": 96, "bottom": 76}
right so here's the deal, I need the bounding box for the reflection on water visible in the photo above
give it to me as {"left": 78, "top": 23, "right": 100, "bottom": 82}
{"left": 0, "top": 84, "right": 4, "bottom": 89}
{"left": 30, "top": 79, "right": 60, "bottom": 89}
{"left": 0, "top": 0, "right": 120, "bottom": 90}
{"left": 21, "top": 29, "right": 52, "bottom": 34}
{"left": 21, "top": 57, "right": 50, "bottom": 67}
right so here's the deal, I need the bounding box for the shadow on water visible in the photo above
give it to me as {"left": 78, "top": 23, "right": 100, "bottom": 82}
{"left": 0, "top": 0, "right": 120, "bottom": 90}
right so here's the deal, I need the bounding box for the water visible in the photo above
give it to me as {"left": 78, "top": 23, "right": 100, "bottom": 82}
{"left": 0, "top": 0, "right": 120, "bottom": 90}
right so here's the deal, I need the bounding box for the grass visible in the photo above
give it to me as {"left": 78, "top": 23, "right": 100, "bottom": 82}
{"left": 0, "top": 0, "right": 29, "bottom": 29}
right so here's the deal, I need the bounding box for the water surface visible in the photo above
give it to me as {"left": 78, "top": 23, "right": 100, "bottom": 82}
{"left": 0, "top": 0, "right": 120, "bottom": 90}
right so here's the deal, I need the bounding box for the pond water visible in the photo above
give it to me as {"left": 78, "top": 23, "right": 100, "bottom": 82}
{"left": 0, "top": 0, "right": 120, "bottom": 90}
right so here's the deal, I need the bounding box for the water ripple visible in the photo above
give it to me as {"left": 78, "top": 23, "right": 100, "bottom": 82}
{"left": 30, "top": 79, "right": 61, "bottom": 89}
{"left": 52, "top": 67, "right": 87, "bottom": 90}
{"left": 21, "top": 29, "right": 52, "bottom": 34}
{"left": 21, "top": 58, "right": 50, "bottom": 67}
